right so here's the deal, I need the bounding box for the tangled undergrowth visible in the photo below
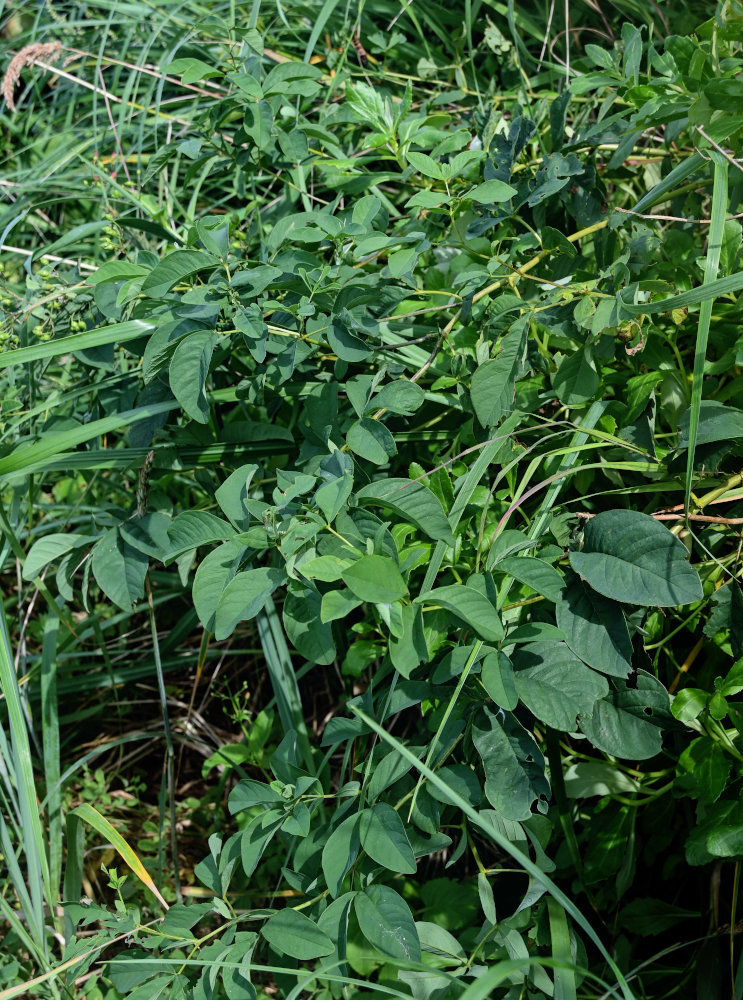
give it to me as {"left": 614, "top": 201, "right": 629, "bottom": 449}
{"left": 2, "top": 0, "right": 743, "bottom": 997}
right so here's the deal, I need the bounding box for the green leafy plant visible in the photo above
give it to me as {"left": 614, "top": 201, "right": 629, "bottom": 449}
{"left": 3, "top": 0, "right": 743, "bottom": 997}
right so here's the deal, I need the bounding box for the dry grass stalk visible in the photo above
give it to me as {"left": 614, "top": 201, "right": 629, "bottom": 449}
{"left": 1, "top": 40, "right": 63, "bottom": 112}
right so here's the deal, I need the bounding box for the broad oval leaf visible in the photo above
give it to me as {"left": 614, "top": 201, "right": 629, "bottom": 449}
{"left": 369, "top": 379, "right": 425, "bottom": 415}
{"left": 354, "top": 884, "right": 421, "bottom": 962}
{"left": 214, "top": 567, "right": 285, "bottom": 640}
{"left": 359, "top": 803, "right": 417, "bottom": 874}
{"left": 261, "top": 908, "right": 334, "bottom": 960}
{"left": 470, "top": 324, "right": 526, "bottom": 428}
{"left": 342, "top": 554, "right": 407, "bottom": 604}
{"left": 415, "top": 584, "right": 503, "bottom": 642}
{"left": 346, "top": 418, "right": 396, "bottom": 464}
{"left": 578, "top": 671, "right": 671, "bottom": 760}
{"left": 141, "top": 249, "right": 220, "bottom": 298}
{"left": 466, "top": 179, "right": 518, "bottom": 202}
{"left": 678, "top": 400, "right": 743, "bottom": 448}
{"left": 356, "top": 478, "right": 454, "bottom": 545}
{"left": 472, "top": 708, "right": 550, "bottom": 821}
{"left": 283, "top": 585, "right": 335, "bottom": 664}
{"left": 91, "top": 528, "right": 148, "bottom": 611}
{"left": 495, "top": 555, "right": 564, "bottom": 603}
{"left": 165, "top": 510, "right": 235, "bottom": 564}
{"left": 322, "top": 814, "right": 361, "bottom": 897}
{"left": 169, "top": 330, "right": 217, "bottom": 424}
{"left": 512, "top": 642, "right": 609, "bottom": 731}
{"left": 555, "top": 572, "right": 633, "bottom": 677}
{"left": 23, "top": 532, "right": 93, "bottom": 580}
{"left": 569, "top": 509, "right": 703, "bottom": 607}
{"left": 192, "top": 539, "right": 243, "bottom": 633}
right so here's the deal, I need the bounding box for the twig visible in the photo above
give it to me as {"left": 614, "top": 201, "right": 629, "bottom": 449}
{"left": 696, "top": 125, "right": 743, "bottom": 174}
{"left": 575, "top": 510, "right": 743, "bottom": 525}
{"left": 615, "top": 206, "right": 743, "bottom": 224}
{"left": 97, "top": 66, "right": 131, "bottom": 183}
{"left": 0, "top": 244, "right": 98, "bottom": 271}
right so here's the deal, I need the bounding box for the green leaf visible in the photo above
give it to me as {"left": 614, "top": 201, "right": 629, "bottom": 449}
{"left": 563, "top": 761, "right": 640, "bottom": 798}
{"left": 618, "top": 898, "right": 699, "bottom": 937}
{"left": 141, "top": 250, "right": 221, "bottom": 298}
{"left": 552, "top": 347, "right": 599, "bottom": 406}
{"left": 262, "top": 61, "right": 323, "bottom": 97}
{"left": 321, "top": 588, "right": 362, "bottom": 622}
{"left": 470, "top": 324, "right": 526, "bottom": 428}
{"left": 283, "top": 585, "right": 335, "bottom": 664}
{"left": 327, "top": 318, "right": 370, "bottom": 362}
{"left": 495, "top": 556, "right": 564, "bottom": 603}
{"left": 369, "top": 379, "right": 425, "bottom": 415}
{"left": 322, "top": 814, "right": 361, "bottom": 897}
{"left": 261, "top": 909, "right": 334, "bottom": 959}
{"left": 215, "top": 464, "right": 258, "bottom": 531}
{"left": 169, "top": 331, "right": 217, "bottom": 424}
{"left": 512, "top": 642, "right": 609, "bottom": 731}
{"left": 214, "top": 567, "right": 285, "bottom": 640}
{"left": 555, "top": 573, "right": 633, "bottom": 677}
{"left": 389, "top": 603, "right": 428, "bottom": 678}
{"left": 427, "top": 765, "right": 482, "bottom": 807}
{"left": 315, "top": 471, "right": 354, "bottom": 524}
{"left": 354, "top": 884, "right": 421, "bottom": 962}
{"left": 465, "top": 179, "right": 518, "bottom": 202}
{"left": 676, "top": 737, "right": 730, "bottom": 805}
{"left": 356, "top": 478, "right": 455, "bottom": 545}
{"left": 301, "top": 555, "right": 354, "bottom": 582}
{"left": 416, "top": 584, "right": 503, "bottom": 642}
{"left": 569, "top": 509, "right": 703, "bottom": 607}
{"left": 678, "top": 400, "right": 743, "bottom": 448}
{"left": 165, "top": 511, "right": 235, "bottom": 563}
{"left": 23, "top": 532, "right": 93, "bottom": 580}
{"left": 407, "top": 151, "right": 443, "bottom": 179}
{"left": 165, "top": 57, "right": 222, "bottom": 83}
{"left": 91, "top": 528, "right": 148, "bottom": 610}
{"left": 472, "top": 708, "right": 550, "bottom": 821}
{"left": 346, "top": 419, "right": 396, "bottom": 464}
{"left": 686, "top": 800, "right": 743, "bottom": 866}
{"left": 481, "top": 652, "right": 519, "bottom": 710}
{"left": 193, "top": 540, "right": 243, "bottom": 633}
{"left": 501, "top": 622, "right": 566, "bottom": 646}
{"left": 341, "top": 555, "right": 407, "bottom": 604}
{"left": 359, "top": 803, "right": 417, "bottom": 874}
{"left": 579, "top": 671, "right": 670, "bottom": 759}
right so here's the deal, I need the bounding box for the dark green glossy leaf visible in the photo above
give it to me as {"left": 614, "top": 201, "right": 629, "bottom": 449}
{"left": 261, "top": 909, "right": 334, "bottom": 959}
{"left": 570, "top": 509, "right": 703, "bottom": 606}
{"left": 555, "top": 573, "right": 633, "bottom": 677}
{"left": 579, "top": 671, "right": 671, "bottom": 759}
{"left": 512, "top": 642, "right": 609, "bottom": 731}
{"left": 472, "top": 708, "right": 550, "bottom": 821}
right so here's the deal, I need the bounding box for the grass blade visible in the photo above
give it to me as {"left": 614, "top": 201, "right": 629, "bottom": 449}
{"left": 71, "top": 802, "right": 170, "bottom": 909}
{"left": 684, "top": 152, "right": 728, "bottom": 515}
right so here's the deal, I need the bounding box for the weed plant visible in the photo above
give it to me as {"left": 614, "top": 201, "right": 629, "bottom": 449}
{"left": 1, "top": 0, "right": 743, "bottom": 998}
